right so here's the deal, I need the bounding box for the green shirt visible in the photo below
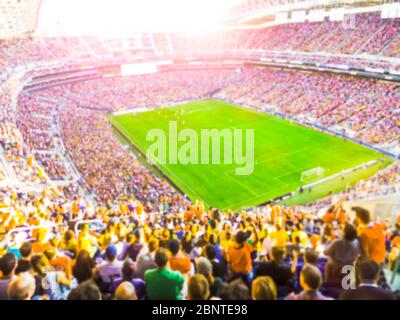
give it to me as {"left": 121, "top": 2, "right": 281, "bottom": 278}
{"left": 145, "top": 268, "right": 185, "bottom": 300}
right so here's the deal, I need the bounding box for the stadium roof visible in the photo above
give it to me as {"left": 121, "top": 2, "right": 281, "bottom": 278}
{"left": 0, "top": 0, "right": 392, "bottom": 38}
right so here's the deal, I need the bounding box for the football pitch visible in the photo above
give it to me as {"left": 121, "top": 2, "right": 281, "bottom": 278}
{"left": 109, "top": 99, "right": 392, "bottom": 211}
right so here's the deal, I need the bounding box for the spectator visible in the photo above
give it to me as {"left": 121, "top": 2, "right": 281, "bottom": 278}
{"left": 226, "top": 231, "right": 255, "bottom": 285}
{"left": 188, "top": 274, "right": 210, "bottom": 300}
{"left": 110, "top": 259, "right": 146, "bottom": 300}
{"left": 68, "top": 280, "right": 102, "bottom": 300}
{"left": 72, "top": 250, "right": 94, "bottom": 284}
{"left": 136, "top": 238, "right": 158, "bottom": 279}
{"left": 114, "top": 282, "right": 137, "bottom": 300}
{"left": 96, "top": 244, "right": 123, "bottom": 292}
{"left": 286, "top": 264, "right": 333, "bottom": 300}
{"left": 251, "top": 276, "right": 277, "bottom": 300}
{"left": 7, "top": 273, "right": 36, "bottom": 300}
{"left": 145, "top": 248, "right": 185, "bottom": 300}
{"left": 0, "top": 253, "right": 17, "bottom": 300}
{"left": 219, "top": 279, "right": 249, "bottom": 300}
{"left": 255, "top": 246, "right": 296, "bottom": 295}
{"left": 15, "top": 242, "right": 32, "bottom": 274}
{"left": 205, "top": 244, "right": 227, "bottom": 280}
{"left": 353, "top": 207, "right": 386, "bottom": 265}
{"left": 31, "top": 253, "right": 74, "bottom": 300}
{"left": 340, "top": 260, "right": 395, "bottom": 300}
{"left": 195, "top": 257, "right": 223, "bottom": 298}
{"left": 324, "top": 223, "right": 360, "bottom": 281}
{"left": 168, "top": 239, "right": 193, "bottom": 275}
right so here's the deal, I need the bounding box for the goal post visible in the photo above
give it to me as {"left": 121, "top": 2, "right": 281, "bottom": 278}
{"left": 301, "top": 167, "right": 325, "bottom": 183}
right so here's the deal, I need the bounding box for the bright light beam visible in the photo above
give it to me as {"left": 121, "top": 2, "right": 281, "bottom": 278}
{"left": 37, "top": 0, "right": 244, "bottom": 36}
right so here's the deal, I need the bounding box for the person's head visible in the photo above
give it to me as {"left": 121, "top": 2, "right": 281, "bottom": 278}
{"left": 154, "top": 248, "right": 169, "bottom": 268}
{"left": 115, "top": 281, "right": 137, "bottom": 300}
{"left": 19, "top": 242, "right": 32, "bottom": 259}
{"left": 122, "top": 259, "right": 135, "bottom": 281}
{"left": 63, "top": 230, "right": 74, "bottom": 242}
{"left": 7, "top": 273, "right": 36, "bottom": 300}
{"left": 205, "top": 244, "right": 217, "bottom": 260}
{"left": 105, "top": 244, "right": 117, "bottom": 262}
{"left": 68, "top": 280, "right": 101, "bottom": 300}
{"left": 73, "top": 250, "right": 93, "bottom": 283}
{"left": 188, "top": 274, "right": 210, "bottom": 300}
{"left": 300, "top": 264, "right": 323, "bottom": 291}
{"left": 353, "top": 207, "right": 370, "bottom": 225}
{"left": 271, "top": 246, "right": 286, "bottom": 264}
{"left": 222, "top": 279, "right": 249, "bottom": 300}
{"left": 0, "top": 253, "right": 17, "bottom": 277}
{"left": 168, "top": 239, "right": 181, "bottom": 256}
{"left": 252, "top": 276, "right": 277, "bottom": 300}
{"left": 31, "top": 254, "right": 50, "bottom": 275}
{"left": 357, "top": 260, "right": 380, "bottom": 284}
{"left": 209, "top": 233, "right": 219, "bottom": 245}
{"left": 196, "top": 257, "right": 212, "bottom": 278}
{"left": 148, "top": 238, "right": 159, "bottom": 253}
{"left": 235, "top": 231, "right": 248, "bottom": 246}
{"left": 343, "top": 223, "right": 358, "bottom": 242}
{"left": 304, "top": 248, "right": 319, "bottom": 266}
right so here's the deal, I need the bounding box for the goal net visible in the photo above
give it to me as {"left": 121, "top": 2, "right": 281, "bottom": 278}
{"left": 301, "top": 167, "right": 325, "bottom": 183}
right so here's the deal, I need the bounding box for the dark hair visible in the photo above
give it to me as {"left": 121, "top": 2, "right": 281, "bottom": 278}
{"left": 122, "top": 260, "right": 135, "bottom": 281}
{"left": 19, "top": 242, "right": 32, "bottom": 258}
{"left": 205, "top": 244, "right": 217, "bottom": 260}
{"left": 168, "top": 239, "right": 180, "bottom": 256}
{"left": 304, "top": 249, "right": 319, "bottom": 265}
{"left": 344, "top": 223, "right": 357, "bottom": 242}
{"left": 358, "top": 260, "right": 380, "bottom": 282}
{"left": 68, "top": 280, "right": 101, "bottom": 300}
{"left": 73, "top": 250, "right": 93, "bottom": 284}
{"left": 353, "top": 207, "right": 370, "bottom": 224}
{"left": 271, "top": 246, "right": 286, "bottom": 263}
{"left": 63, "top": 230, "right": 74, "bottom": 242}
{"left": 154, "top": 248, "right": 169, "bottom": 268}
{"left": 209, "top": 233, "right": 218, "bottom": 245}
{"left": 301, "top": 264, "right": 322, "bottom": 290}
{"left": 235, "top": 231, "right": 248, "bottom": 245}
{"left": 0, "top": 253, "right": 17, "bottom": 276}
{"left": 223, "top": 279, "right": 249, "bottom": 300}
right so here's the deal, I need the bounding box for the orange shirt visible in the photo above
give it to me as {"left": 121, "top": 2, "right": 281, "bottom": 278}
{"left": 226, "top": 243, "right": 253, "bottom": 274}
{"left": 169, "top": 256, "right": 191, "bottom": 274}
{"left": 51, "top": 255, "right": 72, "bottom": 277}
{"left": 32, "top": 241, "right": 51, "bottom": 254}
{"left": 392, "top": 236, "right": 400, "bottom": 249}
{"left": 358, "top": 223, "right": 386, "bottom": 265}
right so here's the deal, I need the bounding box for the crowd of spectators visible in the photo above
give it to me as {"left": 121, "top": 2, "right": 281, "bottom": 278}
{"left": 0, "top": 11, "right": 400, "bottom": 75}
{"left": 217, "top": 68, "right": 400, "bottom": 146}
{"left": 0, "top": 186, "right": 398, "bottom": 300}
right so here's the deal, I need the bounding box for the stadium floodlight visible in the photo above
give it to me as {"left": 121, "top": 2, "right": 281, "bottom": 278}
{"left": 37, "top": 0, "right": 244, "bottom": 36}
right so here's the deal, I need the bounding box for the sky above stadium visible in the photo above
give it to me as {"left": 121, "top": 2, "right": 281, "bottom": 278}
{"left": 37, "top": 0, "right": 244, "bottom": 35}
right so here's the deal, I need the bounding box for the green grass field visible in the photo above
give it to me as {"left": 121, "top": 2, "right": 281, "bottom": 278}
{"left": 108, "top": 99, "right": 392, "bottom": 211}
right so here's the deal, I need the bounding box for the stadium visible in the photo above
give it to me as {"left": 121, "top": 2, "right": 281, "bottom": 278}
{"left": 0, "top": 0, "right": 399, "bottom": 301}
